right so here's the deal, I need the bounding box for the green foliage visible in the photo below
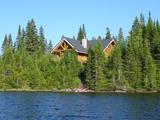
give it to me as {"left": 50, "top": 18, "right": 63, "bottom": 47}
{"left": 38, "top": 26, "right": 47, "bottom": 54}
{"left": 47, "top": 40, "right": 53, "bottom": 52}
{"left": 1, "top": 14, "right": 160, "bottom": 91}
{"left": 105, "top": 27, "right": 111, "bottom": 39}
{"left": 77, "top": 24, "right": 86, "bottom": 41}
{"left": 0, "top": 19, "right": 82, "bottom": 90}
{"left": 58, "top": 51, "right": 82, "bottom": 88}
{"left": 26, "top": 19, "right": 39, "bottom": 54}
{"left": 85, "top": 38, "right": 106, "bottom": 90}
{"left": 2, "top": 34, "right": 13, "bottom": 52}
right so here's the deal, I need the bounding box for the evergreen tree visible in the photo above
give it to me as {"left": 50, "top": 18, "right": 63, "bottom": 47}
{"left": 125, "top": 34, "right": 139, "bottom": 88}
{"left": 56, "top": 50, "right": 82, "bottom": 88}
{"left": 82, "top": 24, "right": 86, "bottom": 38}
{"left": 146, "top": 12, "right": 154, "bottom": 55}
{"left": 39, "top": 26, "right": 46, "bottom": 54}
{"left": 109, "top": 35, "right": 125, "bottom": 88}
{"left": 118, "top": 28, "right": 126, "bottom": 58}
{"left": 85, "top": 39, "right": 105, "bottom": 90}
{"left": 77, "top": 26, "right": 84, "bottom": 41}
{"left": 2, "top": 34, "right": 8, "bottom": 52}
{"left": 142, "top": 38, "right": 157, "bottom": 89}
{"left": 140, "top": 14, "right": 146, "bottom": 40}
{"left": 125, "top": 17, "right": 143, "bottom": 88}
{"left": 77, "top": 24, "right": 87, "bottom": 41}
{"left": 16, "top": 25, "right": 22, "bottom": 51}
{"left": 105, "top": 27, "right": 111, "bottom": 39}
{"left": 21, "top": 29, "right": 27, "bottom": 54}
{"left": 2, "top": 34, "right": 13, "bottom": 52}
{"left": 47, "top": 40, "right": 53, "bottom": 53}
{"left": 85, "top": 47, "right": 96, "bottom": 89}
{"left": 152, "top": 23, "right": 160, "bottom": 67}
{"left": 26, "top": 19, "right": 39, "bottom": 54}
{"left": 8, "top": 34, "right": 13, "bottom": 48}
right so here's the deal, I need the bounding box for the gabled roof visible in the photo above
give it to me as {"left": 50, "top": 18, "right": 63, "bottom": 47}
{"left": 52, "top": 36, "right": 115, "bottom": 54}
{"left": 63, "top": 36, "right": 87, "bottom": 54}
{"left": 88, "top": 39, "right": 114, "bottom": 50}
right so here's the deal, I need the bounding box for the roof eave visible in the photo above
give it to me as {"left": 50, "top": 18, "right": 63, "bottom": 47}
{"left": 77, "top": 51, "right": 88, "bottom": 54}
{"left": 51, "top": 38, "right": 79, "bottom": 53}
{"left": 103, "top": 39, "right": 115, "bottom": 52}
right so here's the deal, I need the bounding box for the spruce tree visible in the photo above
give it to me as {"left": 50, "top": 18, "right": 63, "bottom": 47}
{"left": 26, "top": 19, "right": 39, "bottom": 54}
{"left": 118, "top": 28, "right": 126, "bottom": 58}
{"left": 77, "top": 24, "right": 87, "bottom": 41}
{"left": 85, "top": 39, "right": 105, "bottom": 90}
{"left": 77, "top": 26, "right": 84, "bottom": 41}
{"left": 82, "top": 24, "right": 86, "bottom": 38}
{"left": 85, "top": 47, "right": 96, "bottom": 89}
{"left": 146, "top": 12, "right": 154, "bottom": 55}
{"left": 21, "top": 28, "right": 27, "bottom": 54}
{"left": 109, "top": 40, "right": 124, "bottom": 87}
{"left": 47, "top": 40, "right": 53, "bottom": 53}
{"left": 142, "top": 38, "right": 157, "bottom": 89}
{"left": 16, "top": 25, "right": 22, "bottom": 51}
{"left": 8, "top": 34, "right": 13, "bottom": 48}
{"left": 2, "top": 34, "right": 8, "bottom": 52}
{"left": 57, "top": 50, "right": 81, "bottom": 88}
{"left": 39, "top": 26, "right": 46, "bottom": 54}
{"left": 125, "top": 17, "right": 144, "bottom": 88}
{"left": 105, "top": 27, "right": 111, "bottom": 39}
{"left": 152, "top": 23, "right": 160, "bottom": 67}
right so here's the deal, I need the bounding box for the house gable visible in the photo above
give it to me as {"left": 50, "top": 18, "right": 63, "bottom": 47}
{"left": 103, "top": 40, "right": 115, "bottom": 56}
{"left": 51, "top": 38, "right": 75, "bottom": 55}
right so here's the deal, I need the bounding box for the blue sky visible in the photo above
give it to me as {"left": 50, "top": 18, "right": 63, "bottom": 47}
{"left": 0, "top": 0, "right": 160, "bottom": 47}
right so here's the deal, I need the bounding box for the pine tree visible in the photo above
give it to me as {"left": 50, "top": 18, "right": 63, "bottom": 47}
{"left": 140, "top": 14, "right": 146, "bottom": 40}
{"left": 152, "top": 23, "right": 160, "bottom": 67}
{"left": 118, "top": 28, "right": 126, "bottom": 58}
{"left": 125, "top": 34, "right": 139, "bottom": 88}
{"left": 2, "top": 34, "right": 8, "bottom": 52}
{"left": 39, "top": 26, "right": 46, "bottom": 54}
{"left": 16, "top": 25, "right": 22, "bottom": 51}
{"left": 21, "top": 28, "right": 27, "bottom": 54}
{"left": 26, "top": 19, "right": 39, "bottom": 54}
{"left": 142, "top": 38, "right": 157, "bottom": 89}
{"left": 109, "top": 30, "right": 126, "bottom": 88}
{"left": 105, "top": 27, "right": 111, "bottom": 39}
{"left": 85, "top": 47, "right": 96, "bottom": 89}
{"left": 125, "top": 17, "right": 144, "bottom": 88}
{"left": 146, "top": 12, "right": 154, "bottom": 55}
{"left": 77, "top": 26, "right": 84, "bottom": 41}
{"left": 47, "top": 40, "right": 53, "bottom": 53}
{"left": 2, "top": 34, "right": 13, "bottom": 52}
{"left": 85, "top": 39, "right": 105, "bottom": 90}
{"left": 57, "top": 50, "right": 81, "bottom": 88}
{"left": 8, "top": 34, "right": 13, "bottom": 48}
{"left": 77, "top": 24, "right": 87, "bottom": 41}
{"left": 82, "top": 24, "right": 86, "bottom": 38}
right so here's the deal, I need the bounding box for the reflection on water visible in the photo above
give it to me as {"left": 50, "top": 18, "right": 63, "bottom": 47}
{"left": 0, "top": 92, "right": 160, "bottom": 120}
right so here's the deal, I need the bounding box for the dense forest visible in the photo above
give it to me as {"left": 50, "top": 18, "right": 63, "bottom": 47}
{"left": 0, "top": 13, "right": 160, "bottom": 91}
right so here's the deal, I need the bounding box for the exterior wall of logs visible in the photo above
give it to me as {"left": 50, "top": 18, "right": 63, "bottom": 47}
{"left": 77, "top": 53, "right": 88, "bottom": 63}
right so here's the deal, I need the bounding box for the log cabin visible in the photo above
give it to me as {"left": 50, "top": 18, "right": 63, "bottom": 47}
{"left": 51, "top": 36, "right": 115, "bottom": 63}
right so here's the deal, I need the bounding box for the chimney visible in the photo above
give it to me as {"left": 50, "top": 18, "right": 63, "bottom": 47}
{"left": 82, "top": 37, "right": 87, "bottom": 48}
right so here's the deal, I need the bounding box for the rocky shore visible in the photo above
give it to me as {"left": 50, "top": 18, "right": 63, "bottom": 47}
{"left": 0, "top": 88, "right": 159, "bottom": 93}
{"left": 56, "top": 88, "right": 94, "bottom": 93}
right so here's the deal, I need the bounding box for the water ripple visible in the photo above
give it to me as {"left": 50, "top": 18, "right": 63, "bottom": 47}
{"left": 0, "top": 92, "right": 160, "bottom": 120}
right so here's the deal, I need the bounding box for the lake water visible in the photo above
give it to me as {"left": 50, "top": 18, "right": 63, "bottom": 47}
{"left": 0, "top": 92, "right": 160, "bottom": 120}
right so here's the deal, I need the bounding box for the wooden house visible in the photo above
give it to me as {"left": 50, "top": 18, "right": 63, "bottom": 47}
{"left": 51, "top": 36, "right": 115, "bottom": 63}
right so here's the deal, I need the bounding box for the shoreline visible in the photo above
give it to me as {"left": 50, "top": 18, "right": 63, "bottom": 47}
{"left": 0, "top": 88, "right": 159, "bottom": 93}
